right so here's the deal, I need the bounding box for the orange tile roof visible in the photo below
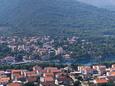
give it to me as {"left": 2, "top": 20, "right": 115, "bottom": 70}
{"left": 25, "top": 71, "right": 37, "bottom": 77}
{"left": 11, "top": 70, "right": 22, "bottom": 73}
{"left": 95, "top": 79, "right": 108, "bottom": 84}
{"left": 11, "top": 70, "right": 22, "bottom": 76}
{"left": 111, "top": 72, "right": 115, "bottom": 76}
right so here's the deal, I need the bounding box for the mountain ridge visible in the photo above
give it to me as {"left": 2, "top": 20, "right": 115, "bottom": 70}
{"left": 0, "top": 0, "right": 115, "bottom": 36}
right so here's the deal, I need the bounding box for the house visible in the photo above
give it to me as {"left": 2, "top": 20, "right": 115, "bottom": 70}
{"left": 11, "top": 70, "right": 24, "bottom": 81}
{"left": 92, "top": 69, "right": 99, "bottom": 77}
{"left": 44, "top": 76, "right": 54, "bottom": 83}
{"left": 110, "top": 72, "right": 115, "bottom": 76}
{"left": 33, "top": 66, "right": 43, "bottom": 75}
{"left": 4, "top": 56, "right": 15, "bottom": 64}
{"left": 107, "top": 68, "right": 115, "bottom": 76}
{"left": 56, "top": 74, "right": 74, "bottom": 86}
{"left": 78, "top": 66, "right": 93, "bottom": 75}
{"left": 93, "top": 65, "right": 106, "bottom": 75}
{"left": 63, "top": 54, "right": 71, "bottom": 59}
{"left": 43, "top": 73, "right": 54, "bottom": 78}
{"left": 33, "top": 66, "right": 42, "bottom": 71}
{"left": 56, "top": 47, "right": 64, "bottom": 55}
{"left": 44, "top": 67, "right": 60, "bottom": 74}
{"left": 112, "top": 64, "right": 115, "bottom": 68}
{"left": 0, "top": 71, "right": 5, "bottom": 76}
{"left": 0, "top": 77, "right": 10, "bottom": 85}
{"left": 40, "top": 68, "right": 57, "bottom": 86}
{"left": 24, "top": 71, "right": 38, "bottom": 83}
{"left": 93, "top": 78, "right": 108, "bottom": 86}
{"left": 41, "top": 74, "right": 55, "bottom": 86}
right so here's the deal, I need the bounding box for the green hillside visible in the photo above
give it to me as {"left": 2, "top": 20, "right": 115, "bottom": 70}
{"left": 0, "top": 0, "right": 115, "bottom": 36}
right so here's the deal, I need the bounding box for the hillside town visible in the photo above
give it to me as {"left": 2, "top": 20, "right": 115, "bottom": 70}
{"left": 0, "top": 35, "right": 91, "bottom": 64}
{"left": 0, "top": 36, "right": 114, "bottom": 86}
{"left": 0, "top": 36, "right": 78, "bottom": 64}
{"left": 0, "top": 64, "right": 114, "bottom": 86}
{"left": 0, "top": 35, "right": 114, "bottom": 65}
{"left": 1, "top": 0, "right": 115, "bottom": 86}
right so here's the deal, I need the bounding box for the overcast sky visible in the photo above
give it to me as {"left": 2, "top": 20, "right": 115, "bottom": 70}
{"left": 77, "top": 0, "right": 115, "bottom": 6}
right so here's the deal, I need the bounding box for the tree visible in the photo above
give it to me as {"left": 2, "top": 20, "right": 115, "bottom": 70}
{"left": 24, "top": 82, "right": 36, "bottom": 86}
{"left": 74, "top": 81, "right": 81, "bottom": 86}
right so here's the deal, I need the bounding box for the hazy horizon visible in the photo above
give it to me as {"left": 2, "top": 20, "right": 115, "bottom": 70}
{"left": 77, "top": 0, "right": 115, "bottom": 7}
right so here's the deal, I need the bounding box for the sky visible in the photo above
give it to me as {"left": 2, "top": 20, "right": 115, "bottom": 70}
{"left": 77, "top": 0, "right": 115, "bottom": 7}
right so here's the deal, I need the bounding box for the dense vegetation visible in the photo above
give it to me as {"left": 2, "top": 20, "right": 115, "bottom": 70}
{"left": 1, "top": 36, "right": 115, "bottom": 64}
{"left": 0, "top": 0, "right": 115, "bottom": 36}
{"left": 0, "top": 44, "right": 11, "bottom": 58}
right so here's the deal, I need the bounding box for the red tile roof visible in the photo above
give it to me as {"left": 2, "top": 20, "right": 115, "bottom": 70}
{"left": 95, "top": 79, "right": 108, "bottom": 84}
{"left": 11, "top": 70, "right": 22, "bottom": 73}
{"left": 44, "top": 67, "right": 60, "bottom": 73}
{"left": 25, "top": 71, "right": 37, "bottom": 77}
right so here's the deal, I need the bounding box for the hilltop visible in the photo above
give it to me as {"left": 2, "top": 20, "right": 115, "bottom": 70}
{"left": 0, "top": 0, "right": 115, "bottom": 36}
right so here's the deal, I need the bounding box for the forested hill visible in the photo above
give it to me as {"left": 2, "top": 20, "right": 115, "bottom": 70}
{"left": 0, "top": 0, "right": 115, "bottom": 36}
{"left": 78, "top": 0, "right": 115, "bottom": 11}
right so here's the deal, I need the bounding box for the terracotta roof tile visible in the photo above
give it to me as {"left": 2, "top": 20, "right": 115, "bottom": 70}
{"left": 95, "top": 79, "right": 108, "bottom": 84}
{"left": 110, "top": 72, "right": 115, "bottom": 76}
